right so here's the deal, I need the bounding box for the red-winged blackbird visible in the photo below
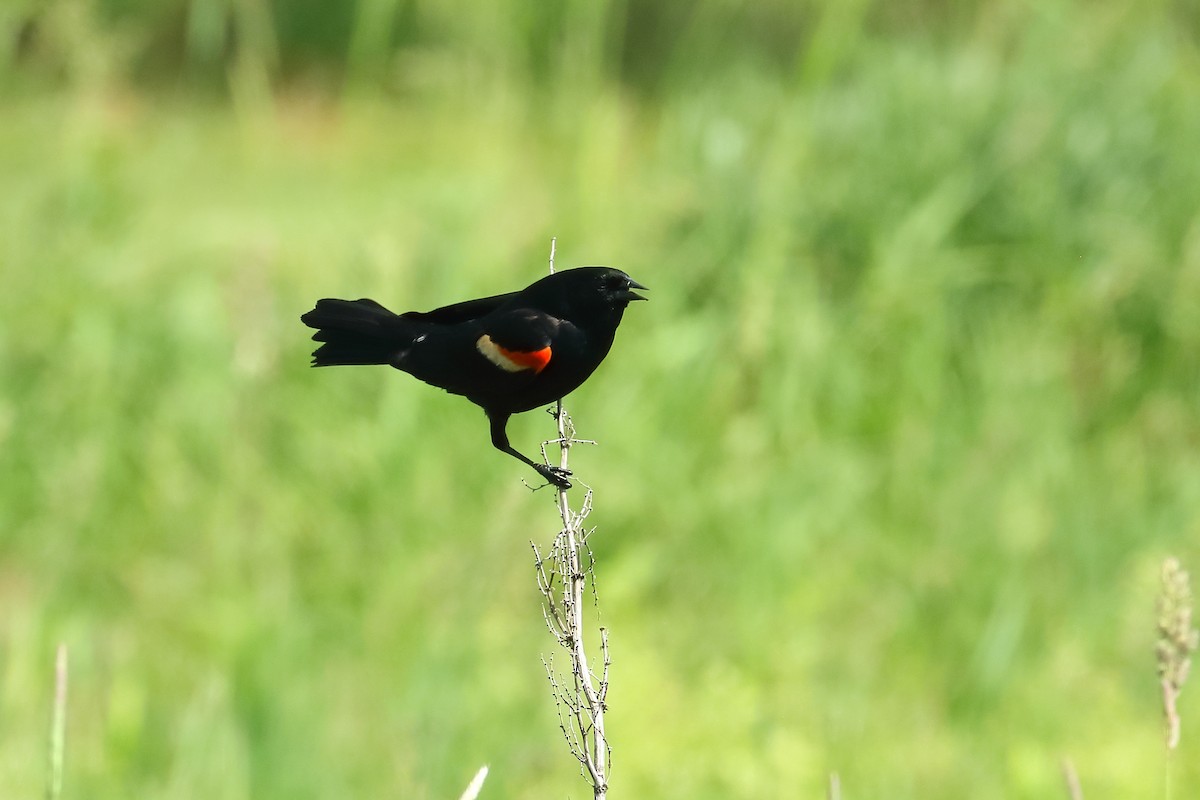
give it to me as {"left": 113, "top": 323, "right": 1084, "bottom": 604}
{"left": 301, "top": 267, "right": 647, "bottom": 489}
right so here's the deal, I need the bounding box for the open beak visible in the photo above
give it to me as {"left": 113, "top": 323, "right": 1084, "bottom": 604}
{"left": 623, "top": 279, "right": 649, "bottom": 302}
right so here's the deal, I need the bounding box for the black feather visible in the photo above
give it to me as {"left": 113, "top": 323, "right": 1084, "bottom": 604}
{"left": 301, "top": 298, "right": 408, "bottom": 366}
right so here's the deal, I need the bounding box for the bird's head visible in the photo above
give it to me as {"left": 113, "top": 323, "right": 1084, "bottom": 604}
{"left": 594, "top": 267, "right": 649, "bottom": 306}
{"left": 529, "top": 267, "right": 647, "bottom": 324}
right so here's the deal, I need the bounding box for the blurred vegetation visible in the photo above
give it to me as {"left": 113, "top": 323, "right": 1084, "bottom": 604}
{"left": 3, "top": 0, "right": 1200, "bottom": 797}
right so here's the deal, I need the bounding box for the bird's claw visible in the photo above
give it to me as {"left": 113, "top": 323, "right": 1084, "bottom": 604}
{"left": 536, "top": 464, "right": 573, "bottom": 490}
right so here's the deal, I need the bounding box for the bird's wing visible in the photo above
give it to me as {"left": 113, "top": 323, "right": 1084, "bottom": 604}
{"left": 474, "top": 308, "right": 561, "bottom": 374}
{"left": 400, "top": 291, "right": 519, "bottom": 325}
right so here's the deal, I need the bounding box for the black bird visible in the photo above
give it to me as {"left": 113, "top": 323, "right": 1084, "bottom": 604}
{"left": 300, "top": 267, "right": 647, "bottom": 489}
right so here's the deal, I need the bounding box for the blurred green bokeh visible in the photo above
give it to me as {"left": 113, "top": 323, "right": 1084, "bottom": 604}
{"left": 3, "top": 1, "right": 1200, "bottom": 797}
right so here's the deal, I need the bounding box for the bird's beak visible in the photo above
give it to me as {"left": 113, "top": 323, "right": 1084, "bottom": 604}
{"left": 623, "top": 279, "right": 648, "bottom": 302}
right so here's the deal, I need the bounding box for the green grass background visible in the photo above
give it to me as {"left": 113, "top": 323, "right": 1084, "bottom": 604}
{"left": 3, "top": 1, "right": 1200, "bottom": 797}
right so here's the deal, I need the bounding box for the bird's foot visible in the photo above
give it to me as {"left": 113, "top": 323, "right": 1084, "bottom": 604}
{"left": 535, "top": 464, "right": 573, "bottom": 490}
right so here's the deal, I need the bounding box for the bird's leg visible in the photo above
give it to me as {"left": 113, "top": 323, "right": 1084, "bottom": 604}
{"left": 488, "top": 411, "right": 572, "bottom": 489}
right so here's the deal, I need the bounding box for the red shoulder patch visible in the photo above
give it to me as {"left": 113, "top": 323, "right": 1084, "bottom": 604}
{"left": 476, "top": 334, "right": 552, "bottom": 373}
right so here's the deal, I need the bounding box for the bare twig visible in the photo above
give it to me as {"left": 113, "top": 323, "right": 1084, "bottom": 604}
{"left": 827, "top": 772, "right": 841, "bottom": 800}
{"left": 531, "top": 239, "right": 611, "bottom": 798}
{"left": 457, "top": 765, "right": 489, "bottom": 800}
{"left": 1060, "top": 757, "right": 1084, "bottom": 800}
{"left": 47, "top": 643, "right": 68, "bottom": 800}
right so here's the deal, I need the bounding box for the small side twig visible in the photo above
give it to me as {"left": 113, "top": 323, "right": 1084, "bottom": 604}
{"left": 1060, "top": 757, "right": 1084, "bottom": 800}
{"left": 47, "top": 643, "right": 68, "bottom": 800}
{"left": 827, "top": 772, "right": 841, "bottom": 800}
{"left": 531, "top": 238, "right": 611, "bottom": 799}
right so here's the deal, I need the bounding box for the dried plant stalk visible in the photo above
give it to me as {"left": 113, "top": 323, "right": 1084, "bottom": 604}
{"left": 531, "top": 239, "right": 611, "bottom": 798}
{"left": 1157, "top": 557, "right": 1198, "bottom": 750}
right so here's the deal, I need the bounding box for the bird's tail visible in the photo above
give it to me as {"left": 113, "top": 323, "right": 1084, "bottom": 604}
{"left": 300, "top": 298, "right": 408, "bottom": 366}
